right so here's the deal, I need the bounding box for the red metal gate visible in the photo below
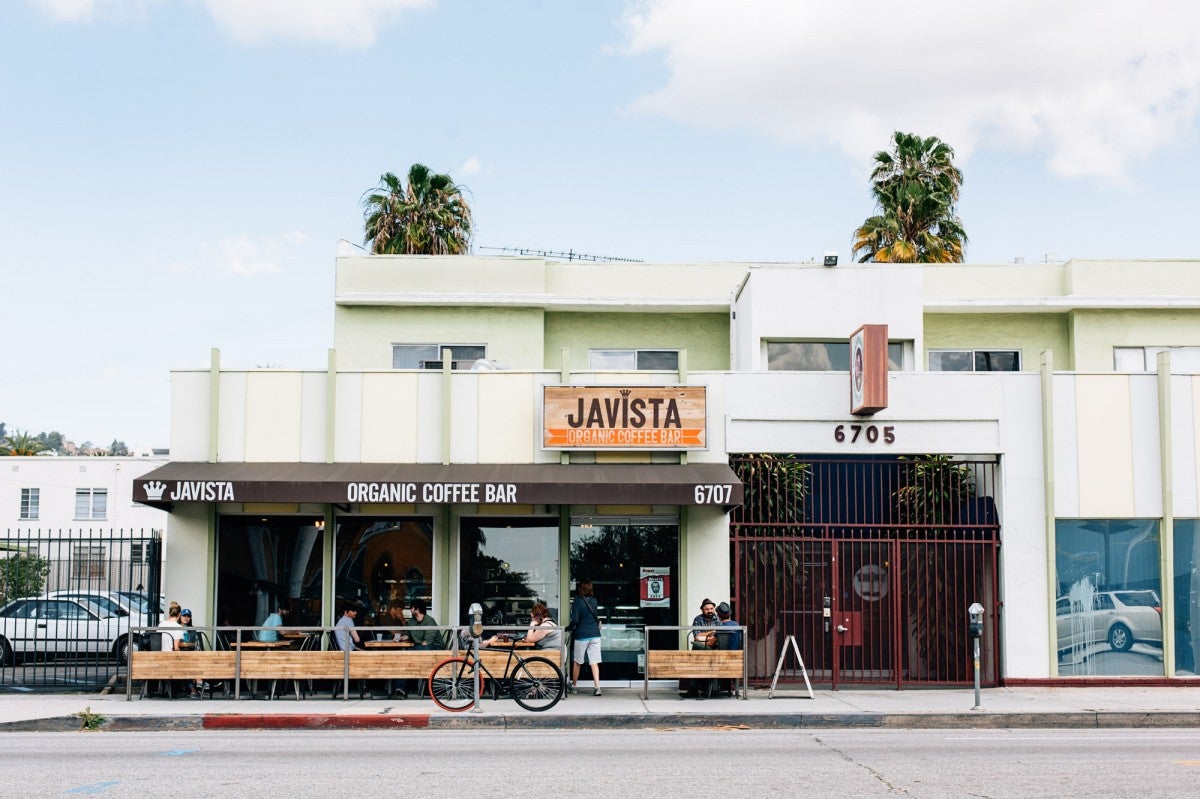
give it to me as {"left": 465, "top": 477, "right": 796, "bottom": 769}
{"left": 730, "top": 455, "right": 1000, "bottom": 688}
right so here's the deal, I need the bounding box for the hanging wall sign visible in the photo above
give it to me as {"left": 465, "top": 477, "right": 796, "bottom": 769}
{"left": 850, "top": 324, "right": 889, "bottom": 416}
{"left": 543, "top": 386, "right": 707, "bottom": 449}
{"left": 639, "top": 566, "right": 671, "bottom": 608}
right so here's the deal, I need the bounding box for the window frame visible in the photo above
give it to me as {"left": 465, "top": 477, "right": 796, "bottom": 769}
{"left": 19, "top": 487, "right": 39, "bottom": 520}
{"left": 74, "top": 488, "right": 108, "bottom": 521}
{"left": 392, "top": 343, "right": 486, "bottom": 370}
{"left": 766, "top": 340, "right": 906, "bottom": 372}
{"left": 588, "top": 348, "right": 681, "bottom": 371}
{"left": 927, "top": 348, "right": 1022, "bottom": 372}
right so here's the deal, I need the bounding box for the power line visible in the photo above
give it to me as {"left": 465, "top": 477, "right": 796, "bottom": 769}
{"left": 478, "top": 246, "right": 642, "bottom": 263}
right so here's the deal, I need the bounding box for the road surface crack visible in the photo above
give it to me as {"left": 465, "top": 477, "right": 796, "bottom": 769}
{"left": 811, "top": 735, "right": 912, "bottom": 796}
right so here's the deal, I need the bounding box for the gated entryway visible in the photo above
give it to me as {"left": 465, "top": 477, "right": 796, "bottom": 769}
{"left": 0, "top": 528, "right": 161, "bottom": 689}
{"left": 730, "top": 456, "right": 1000, "bottom": 688}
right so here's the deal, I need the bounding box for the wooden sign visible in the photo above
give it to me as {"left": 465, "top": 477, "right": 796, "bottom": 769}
{"left": 543, "top": 386, "right": 706, "bottom": 449}
{"left": 850, "top": 324, "right": 888, "bottom": 415}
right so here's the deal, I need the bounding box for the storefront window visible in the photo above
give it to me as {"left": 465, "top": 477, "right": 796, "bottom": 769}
{"left": 1055, "top": 520, "right": 1163, "bottom": 676}
{"left": 459, "top": 518, "right": 559, "bottom": 629}
{"left": 335, "top": 518, "right": 434, "bottom": 630}
{"left": 1174, "top": 520, "right": 1199, "bottom": 676}
{"left": 569, "top": 517, "right": 679, "bottom": 679}
{"left": 216, "top": 516, "right": 324, "bottom": 629}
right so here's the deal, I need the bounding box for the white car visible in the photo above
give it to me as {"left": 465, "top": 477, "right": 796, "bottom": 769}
{"left": 1056, "top": 589, "right": 1163, "bottom": 655}
{"left": 0, "top": 596, "right": 133, "bottom": 666}
{"left": 48, "top": 590, "right": 153, "bottom": 627}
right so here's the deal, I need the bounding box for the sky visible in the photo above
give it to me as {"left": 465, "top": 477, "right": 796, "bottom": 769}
{"left": 3, "top": 0, "right": 1199, "bottom": 451}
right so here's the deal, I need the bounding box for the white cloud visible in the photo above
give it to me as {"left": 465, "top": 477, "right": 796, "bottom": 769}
{"left": 33, "top": 0, "right": 431, "bottom": 48}
{"left": 214, "top": 232, "right": 308, "bottom": 275}
{"left": 459, "top": 156, "right": 485, "bottom": 177}
{"left": 201, "top": 0, "right": 432, "bottom": 48}
{"left": 620, "top": 0, "right": 1200, "bottom": 178}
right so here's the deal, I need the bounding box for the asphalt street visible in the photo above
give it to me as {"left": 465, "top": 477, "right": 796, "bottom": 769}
{"left": 6, "top": 728, "right": 1199, "bottom": 798}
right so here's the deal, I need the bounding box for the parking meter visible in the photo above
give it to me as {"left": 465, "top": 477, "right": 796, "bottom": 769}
{"left": 469, "top": 603, "right": 484, "bottom": 638}
{"left": 968, "top": 602, "right": 984, "bottom": 638}
{"left": 968, "top": 602, "right": 984, "bottom": 709}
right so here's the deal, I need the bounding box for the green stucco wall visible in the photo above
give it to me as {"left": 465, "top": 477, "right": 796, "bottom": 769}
{"left": 333, "top": 305, "right": 547, "bottom": 370}
{"left": 543, "top": 312, "right": 731, "bottom": 371}
{"left": 1071, "top": 309, "right": 1200, "bottom": 371}
{"left": 923, "top": 314, "right": 1070, "bottom": 371}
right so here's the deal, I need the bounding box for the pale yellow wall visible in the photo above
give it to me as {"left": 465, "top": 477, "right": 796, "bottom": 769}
{"left": 923, "top": 263, "right": 1068, "bottom": 301}
{"left": 1074, "top": 375, "right": 1135, "bottom": 515}
{"left": 544, "top": 312, "right": 730, "bottom": 371}
{"left": 336, "top": 255, "right": 548, "bottom": 296}
{"left": 243, "top": 372, "right": 302, "bottom": 461}
{"left": 360, "top": 372, "right": 420, "bottom": 461}
{"left": 1071, "top": 309, "right": 1200, "bottom": 371}
{"left": 333, "top": 305, "right": 546, "bottom": 370}
{"left": 476, "top": 373, "right": 536, "bottom": 462}
{"left": 923, "top": 313, "right": 1069, "bottom": 371}
{"left": 1066, "top": 260, "right": 1200, "bottom": 297}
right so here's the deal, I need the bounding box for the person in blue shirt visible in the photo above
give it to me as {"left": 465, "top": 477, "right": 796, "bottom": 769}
{"left": 257, "top": 604, "right": 289, "bottom": 642}
{"left": 568, "top": 580, "right": 603, "bottom": 696}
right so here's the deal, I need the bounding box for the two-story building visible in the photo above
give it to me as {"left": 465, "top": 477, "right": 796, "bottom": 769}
{"left": 133, "top": 254, "right": 1200, "bottom": 686}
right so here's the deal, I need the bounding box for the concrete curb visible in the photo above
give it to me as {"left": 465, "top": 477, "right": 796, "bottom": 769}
{"left": 4, "top": 710, "right": 1200, "bottom": 733}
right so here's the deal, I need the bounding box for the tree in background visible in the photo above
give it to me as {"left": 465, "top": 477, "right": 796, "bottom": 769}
{"left": 0, "top": 554, "right": 50, "bottom": 603}
{"left": 0, "top": 430, "right": 47, "bottom": 456}
{"left": 852, "top": 132, "right": 966, "bottom": 263}
{"left": 109, "top": 440, "right": 130, "bottom": 456}
{"left": 362, "top": 163, "right": 473, "bottom": 255}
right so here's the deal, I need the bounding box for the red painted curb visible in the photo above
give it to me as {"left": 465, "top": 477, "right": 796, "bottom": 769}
{"left": 203, "top": 714, "right": 431, "bottom": 730}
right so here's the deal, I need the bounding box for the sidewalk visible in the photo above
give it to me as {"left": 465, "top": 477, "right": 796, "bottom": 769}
{"left": 2, "top": 682, "right": 1199, "bottom": 732}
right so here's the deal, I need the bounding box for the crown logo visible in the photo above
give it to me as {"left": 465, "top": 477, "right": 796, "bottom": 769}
{"left": 620, "top": 389, "right": 631, "bottom": 396}
{"left": 143, "top": 481, "right": 167, "bottom": 501}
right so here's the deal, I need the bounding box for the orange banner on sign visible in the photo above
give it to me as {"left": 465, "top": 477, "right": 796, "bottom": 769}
{"left": 545, "top": 428, "right": 704, "bottom": 447}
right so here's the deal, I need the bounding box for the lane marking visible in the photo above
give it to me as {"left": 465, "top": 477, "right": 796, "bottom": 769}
{"left": 66, "top": 781, "right": 119, "bottom": 795}
{"left": 160, "top": 749, "right": 198, "bottom": 757}
{"left": 948, "top": 735, "right": 1199, "bottom": 741}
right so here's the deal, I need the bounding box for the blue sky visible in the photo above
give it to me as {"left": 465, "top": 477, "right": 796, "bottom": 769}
{"left": 3, "top": 0, "right": 1198, "bottom": 450}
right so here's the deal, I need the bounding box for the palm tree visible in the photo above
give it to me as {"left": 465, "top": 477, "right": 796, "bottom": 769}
{"left": 853, "top": 132, "right": 967, "bottom": 263}
{"left": 362, "top": 163, "right": 473, "bottom": 255}
{"left": 0, "top": 430, "right": 47, "bottom": 456}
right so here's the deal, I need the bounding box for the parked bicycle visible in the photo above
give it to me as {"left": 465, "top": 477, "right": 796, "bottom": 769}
{"left": 428, "top": 635, "right": 563, "bottom": 712}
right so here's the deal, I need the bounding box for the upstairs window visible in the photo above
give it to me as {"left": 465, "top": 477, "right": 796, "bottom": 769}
{"left": 589, "top": 349, "right": 679, "bottom": 370}
{"left": 928, "top": 349, "right": 1020, "bottom": 372}
{"left": 19, "top": 488, "right": 39, "bottom": 520}
{"left": 74, "top": 488, "right": 108, "bottom": 520}
{"left": 392, "top": 344, "right": 486, "bottom": 370}
{"left": 1115, "top": 346, "right": 1200, "bottom": 372}
{"left": 767, "top": 341, "right": 904, "bottom": 371}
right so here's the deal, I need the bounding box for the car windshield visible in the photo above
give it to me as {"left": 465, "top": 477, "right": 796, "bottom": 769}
{"left": 116, "top": 592, "right": 153, "bottom": 613}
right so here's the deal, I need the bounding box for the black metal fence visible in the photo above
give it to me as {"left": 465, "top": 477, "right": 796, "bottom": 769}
{"left": 0, "top": 528, "right": 161, "bottom": 689}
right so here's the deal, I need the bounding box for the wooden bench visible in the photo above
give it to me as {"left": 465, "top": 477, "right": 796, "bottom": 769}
{"left": 643, "top": 650, "right": 746, "bottom": 699}
{"left": 128, "top": 648, "right": 460, "bottom": 700}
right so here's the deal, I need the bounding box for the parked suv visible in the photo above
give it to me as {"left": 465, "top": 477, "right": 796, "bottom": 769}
{"left": 1056, "top": 589, "right": 1163, "bottom": 654}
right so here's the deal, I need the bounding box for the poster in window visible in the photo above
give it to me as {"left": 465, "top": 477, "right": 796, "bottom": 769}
{"left": 639, "top": 566, "right": 671, "bottom": 608}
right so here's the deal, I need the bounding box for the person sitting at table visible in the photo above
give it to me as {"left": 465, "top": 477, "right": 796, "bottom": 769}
{"left": 394, "top": 599, "right": 446, "bottom": 649}
{"left": 257, "top": 603, "right": 290, "bottom": 642}
{"left": 334, "top": 604, "right": 362, "bottom": 651}
{"left": 483, "top": 602, "right": 560, "bottom": 650}
{"left": 159, "top": 602, "right": 206, "bottom": 698}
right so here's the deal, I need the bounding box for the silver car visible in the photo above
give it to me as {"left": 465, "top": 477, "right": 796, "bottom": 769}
{"left": 1056, "top": 589, "right": 1163, "bottom": 654}
{"left": 0, "top": 596, "right": 133, "bottom": 666}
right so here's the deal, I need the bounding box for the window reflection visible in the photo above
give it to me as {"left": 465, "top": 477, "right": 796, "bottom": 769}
{"left": 335, "top": 518, "right": 433, "bottom": 629}
{"left": 570, "top": 519, "right": 679, "bottom": 680}
{"left": 1056, "top": 520, "right": 1163, "bottom": 676}
{"left": 1174, "top": 520, "right": 1199, "bottom": 676}
{"left": 459, "top": 518, "right": 559, "bottom": 628}
{"left": 216, "top": 516, "right": 324, "bottom": 628}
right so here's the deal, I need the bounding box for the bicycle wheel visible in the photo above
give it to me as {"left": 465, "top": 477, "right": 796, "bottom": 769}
{"left": 429, "top": 657, "right": 482, "bottom": 712}
{"left": 509, "top": 656, "right": 563, "bottom": 712}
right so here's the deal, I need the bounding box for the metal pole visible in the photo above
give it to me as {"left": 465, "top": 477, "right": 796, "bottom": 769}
{"left": 471, "top": 636, "right": 483, "bottom": 714}
{"left": 973, "top": 637, "right": 981, "bottom": 710}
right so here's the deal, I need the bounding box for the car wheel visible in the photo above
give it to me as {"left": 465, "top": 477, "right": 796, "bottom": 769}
{"left": 1108, "top": 623, "right": 1133, "bottom": 652}
{"left": 0, "top": 637, "right": 12, "bottom": 667}
{"left": 113, "top": 635, "right": 131, "bottom": 665}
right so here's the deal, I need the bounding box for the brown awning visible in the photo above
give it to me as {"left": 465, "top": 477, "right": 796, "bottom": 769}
{"left": 133, "top": 461, "right": 742, "bottom": 510}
